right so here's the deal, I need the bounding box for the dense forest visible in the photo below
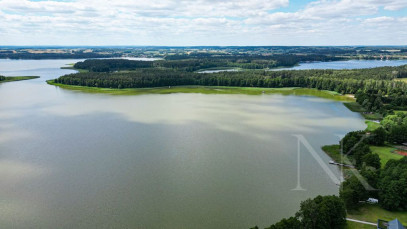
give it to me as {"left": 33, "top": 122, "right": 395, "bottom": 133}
{"left": 72, "top": 54, "right": 343, "bottom": 72}
{"left": 74, "top": 59, "right": 154, "bottom": 72}
{"left": 0, "top": 75, "right": 5, "bottom": 81}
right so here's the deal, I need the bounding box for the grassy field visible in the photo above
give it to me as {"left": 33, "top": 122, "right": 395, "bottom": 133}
{"left": 363, "top": 113, "right": 383, "bottom": 120}
{"left": 394, "top": 78, "right": 407, "bottom": 83}
{"left": 0, "top": 76, "right": 39, "bottom": 83}
{"left": 370, "top": 145, "right": 404, "bottom": 168}
{"left": 345, "top": 221, "right": 375, "bottom": 229}
{"left": 347, "top": 204, "right": 407, "bottom": 226}
{"left": 322, "top": 144, "right": 342, "bottom": 162}
{"left": 365, "top": 120, "right": 381, "bottom": 131}
{"left": 46, "top": 80, "right": 355, "bottom": 101}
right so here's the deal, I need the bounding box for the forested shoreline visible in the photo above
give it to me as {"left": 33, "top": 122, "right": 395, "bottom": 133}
{"left": 54, "top": 59, "right": 407, "bottom": 114}
{"left": 72, "top": 54, "right": 343, "bottom": 72}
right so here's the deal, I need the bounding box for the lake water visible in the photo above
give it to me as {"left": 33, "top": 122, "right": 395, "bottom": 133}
{"left": 0, "top": 59, "right": 369, "bottom": 229}
{"left": 273, "top": 59, "right": 407, "bottom": 70}
{"left": 198, "top": 69, "right": 239, "bottom": 73}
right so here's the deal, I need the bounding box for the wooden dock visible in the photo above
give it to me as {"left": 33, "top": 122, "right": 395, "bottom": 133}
{"left": 329, "top": 160, "right": 355, "bottom": 168}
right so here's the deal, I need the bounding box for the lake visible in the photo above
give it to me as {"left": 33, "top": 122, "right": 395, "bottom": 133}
{"left": 198, "top": 69, "right": 239, "bottom": 73}
{"left": 273, "top": 59, "right": 407, "bottom": 70}
{"left": 0, "top": 59, "right": 368, "bottom": 229}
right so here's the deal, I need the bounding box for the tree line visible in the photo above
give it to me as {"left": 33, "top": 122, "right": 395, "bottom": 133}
{"left": 55, "top": 62, "right": 407, "bottom": 112}
{"left": 73, "top": 54, "right": 344, "bottom": 72}
{"left": 251, "top": 195, "right": 346, "bottom": 229}
{"left": 74, "top": 59, "right": 154, "bottom": 72}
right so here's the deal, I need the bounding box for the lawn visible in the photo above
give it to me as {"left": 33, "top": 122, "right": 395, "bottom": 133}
{"left": 345, "top": 221, "right": 375, "bottom": 229}
{"left": 365, "top": 120, "right": 381, "bottom": 132}
{"left": 322, "top": 144, "right": 342, "bottom": 162}
{"left": 363, "top": 113, "right": 383, "bottom": 120}
{"left": 370, "top": 146, "right": 404, "bottom": 168}
{"left": 347, "top": 204, "right": 407, "bottom": 226}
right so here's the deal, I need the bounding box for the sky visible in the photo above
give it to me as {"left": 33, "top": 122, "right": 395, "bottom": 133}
{"left": 0, "top": 0, "right": 407, "bottom": 46}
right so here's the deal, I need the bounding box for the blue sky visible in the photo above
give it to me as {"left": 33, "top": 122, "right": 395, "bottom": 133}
{"left": 0, "top": 0, "right": 406, "bottom": 46}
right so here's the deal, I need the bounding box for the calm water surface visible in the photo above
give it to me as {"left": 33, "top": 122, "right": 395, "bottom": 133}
{"left": 274, "top": 59, "right": 407, "bottom": 70}
{"left": 198, "top": 69, "right": 239, "bottom": 73}
{"left": 0, "top": 59, "right": 368, "bottom": 229}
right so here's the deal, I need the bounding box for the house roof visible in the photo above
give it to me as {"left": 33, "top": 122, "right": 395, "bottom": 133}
{"left": 388, "top": 219, "right": 405, "bottom": 229}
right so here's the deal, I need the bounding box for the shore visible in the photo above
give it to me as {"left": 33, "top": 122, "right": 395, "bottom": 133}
{"left": 1, "top": 76, "right": 39, "bottom": 83}
{"left": 46, "top": 80, "right": 355, "bottom": 102}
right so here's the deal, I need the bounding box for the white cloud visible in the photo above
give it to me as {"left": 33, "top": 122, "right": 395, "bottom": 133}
{"left": 0, "top": 0, "right": 406, "bottom": 45}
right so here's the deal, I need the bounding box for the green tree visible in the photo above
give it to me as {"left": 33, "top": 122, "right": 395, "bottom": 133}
{"left": 340, "top": 131, "right": 366, "bottom": 155}
{"left": 353, "top": 142, "right": 372, "bottom": 168}
{"left": 266, "top": 217, "right": 301, "bottom": 229}
{"left": 378, "top": 157, "right": 407, "bottom": 210}
{"left": 368, "top": 127, "right": 386, "bottom": 146}
{"left": 388, "top": 124, "right": 407, "bottom": 144}
{"left": 296, "top": 195, "right": 346, "bottom": 229}
{"left": 362, "top": 153, "right": 381, "bottom": 169}
{"left": 340, "top": 175, "right": 367, "bottom": 209}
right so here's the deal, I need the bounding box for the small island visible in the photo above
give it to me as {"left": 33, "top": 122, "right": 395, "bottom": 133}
{"left": 0, "top": 75, "right": 39, "bottom": 83}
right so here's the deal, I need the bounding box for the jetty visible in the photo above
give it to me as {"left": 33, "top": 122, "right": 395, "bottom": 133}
{"left": 329, "top": 160, "right": 355, "bottom": 168}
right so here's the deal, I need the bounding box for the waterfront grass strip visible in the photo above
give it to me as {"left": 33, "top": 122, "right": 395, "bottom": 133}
{"left": 46, "top": 80, "right": 355, "bottom": 101}
{"left": 1, "top": 76, "right": 39, "bottom": 83}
